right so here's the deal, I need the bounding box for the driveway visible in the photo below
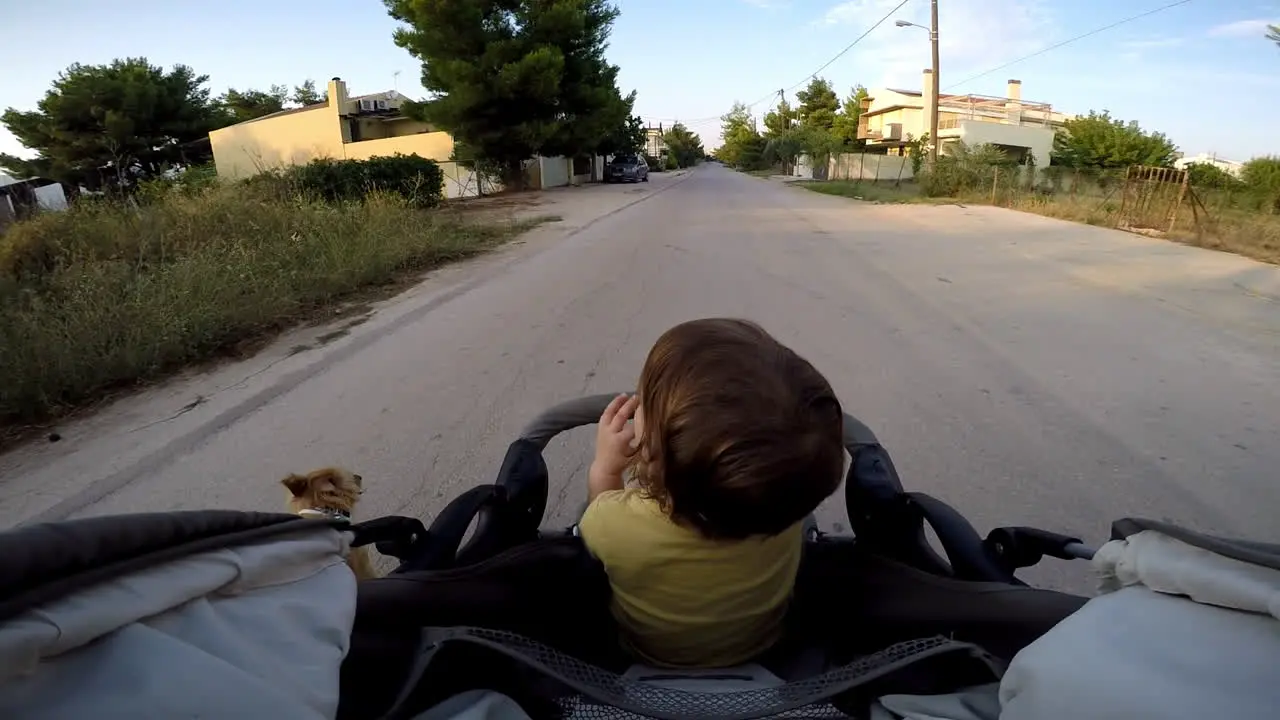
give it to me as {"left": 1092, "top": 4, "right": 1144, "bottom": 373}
{"left": 2, "top": 164, "right": 1277, "bottom": 593}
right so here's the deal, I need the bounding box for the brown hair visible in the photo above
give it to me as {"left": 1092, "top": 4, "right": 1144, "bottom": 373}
{"left": 631, "top": 318, "right": 844, "bottom": 540}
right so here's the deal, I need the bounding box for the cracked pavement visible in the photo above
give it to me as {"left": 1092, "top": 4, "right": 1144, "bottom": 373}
{"left": 1, "top": 164, "right": 1278, "bottom": 593}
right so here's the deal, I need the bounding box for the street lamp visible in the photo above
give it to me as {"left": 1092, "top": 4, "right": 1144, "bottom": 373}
{"left": 896, "top": 3, "right": 940, "bottom": 165}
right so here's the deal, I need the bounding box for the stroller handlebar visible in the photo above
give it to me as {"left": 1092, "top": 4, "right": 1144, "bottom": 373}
{"left": 518, "top": 392, "right": 882, "bottom": 452}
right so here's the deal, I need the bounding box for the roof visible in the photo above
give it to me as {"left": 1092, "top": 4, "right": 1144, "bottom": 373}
{"left": 352, "top": 90, "right": 410, "bottom": 103}
{"left": 886, "top": 88, "right": 923, "bottom": 97}
{"left": 235, "top": 103, "right": 327, "bottom": 126}
{"left": 215, "top": 89, "right": 414, "bottom": 130}
{"left": 861, "top": 104, "right": 921, "bottom": 118}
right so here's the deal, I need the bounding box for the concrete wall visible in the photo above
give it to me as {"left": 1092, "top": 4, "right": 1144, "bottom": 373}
{"left": 342, "top": 132, "right": 454, "bottom": 163}
{"left": 827, "top": 153, "right": 914, "bottom": 182}
{"left": 540, "top": 156, "right": 571, "bottom": 188}
{"left": 865, "top": 107, "right": 925, "bottom": 139}
{"left": 210, "top": 106, "right": 342, "bottom": 178}
{"left": 438, "top": 161, "right": 502, "bottom": 199}
{"left": 953, "top": 120, "right": 1054, "bottom": 167}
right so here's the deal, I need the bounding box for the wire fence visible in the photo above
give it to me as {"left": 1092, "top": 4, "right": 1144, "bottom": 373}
{"left": 814, "top": 152, "right": 1279, "bottom": 264}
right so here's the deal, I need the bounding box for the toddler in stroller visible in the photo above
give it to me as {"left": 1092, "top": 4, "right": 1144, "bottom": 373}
{"left": 1, "top": 384, "right": 1278, "bottom": 716}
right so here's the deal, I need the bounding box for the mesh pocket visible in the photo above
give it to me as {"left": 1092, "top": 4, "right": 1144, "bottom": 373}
{"left": 417, "top": 628, "right": 1001, "bottom": 720}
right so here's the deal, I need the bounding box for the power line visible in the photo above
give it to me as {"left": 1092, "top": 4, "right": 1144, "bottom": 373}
{"left": 946, "top": 0, "right": 1195, "bottom": 90}
{"left": 783, "top": 0, "right": 913, "bottom": 94}
{"left": 645, "top": 0, "right": 914, "bottom": 129}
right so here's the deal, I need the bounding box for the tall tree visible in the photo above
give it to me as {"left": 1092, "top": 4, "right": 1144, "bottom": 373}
{"left": 598, "top": 113, "right": 646, "bottom": 157}
{"left": 795, "top": 77, "right": 839, "bottom": 131}
{"left": 762, "top": 99, "right": 797, "bottom": 138}
{"left": 830, "top": 85, "right": 868, "bottom": 149}
{"left": 292, "top": 79, "right": 327, "bottom": 106}
{"left": 718, "top": 102, "right": 765, "bottom": 168}
{"left": 1241, "top": 157, "right": 1280, "bottom": 194}
{"left": 663, "top": 123, "right": 704, "bottom": 168}
{"left": 1051, "top": 110, "right": 1177, "bottom": 169}
{"left": 1, "top": 58, "right": 223, "bottom": 191}
{"left": 386, "top": 0, "right": 630, "bottom": 186}
{"left": 220, "top": 85, "right": 289, "bottom": 123}
{"left": 1267, "top": 24, "right": 1280, "bottom": 46}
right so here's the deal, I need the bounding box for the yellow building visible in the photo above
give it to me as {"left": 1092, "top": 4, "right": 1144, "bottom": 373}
{"left": 208, "top": 78, "right": 484, "bottom": 194}
{"left": 857, "top": 74, "right": 1072, "bottom": 167}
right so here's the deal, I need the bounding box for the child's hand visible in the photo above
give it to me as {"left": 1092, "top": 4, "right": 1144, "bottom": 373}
{"left": 588, "top": 393, "right": 640, "bottom": 499}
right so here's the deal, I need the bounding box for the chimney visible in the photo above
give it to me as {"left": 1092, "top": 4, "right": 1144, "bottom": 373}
{"left": 922, "top": 69, "right": 936, "bottom": 142}
{"left": 1007, "top": 79, "right": 1022, "bottom": 102}
{"left": 327, "top": 77, "right": 350, "bottom": 113}
{"left": 1005, "top": 79, "right": 1023, "bottom": 125}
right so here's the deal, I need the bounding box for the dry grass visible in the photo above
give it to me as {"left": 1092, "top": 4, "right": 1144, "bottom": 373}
{"left": 0, "top": 183, "right": 540, "bottom": 426}
{"left": 793, "top": 180, "right": 928, "bottom": 204}
{"left": 1001, "top": 194, "right": 1280, "bottom": 265}
{"left": 796, "top": 178, "right": 1280, "bottom": 265}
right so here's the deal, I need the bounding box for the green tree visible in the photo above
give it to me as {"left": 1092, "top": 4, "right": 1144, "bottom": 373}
{"left": 663, "top": 123, "right": 704, "bottom": 168}
{"left": 1051, "top": 110, "right": 1177, "bottom": 169}
{"left": 830, "top": 85, "right": 868, "bottom": 150}
{"left": 762, "top": 99, "right": 797, "bottom": 138}
{"left": 1, "top": 58, "right": 223, "bottom": 192}
{"left": 1267, "top": 24, "right": 1280, "bottom": 46}
{"left": 386, "top": 0, "right": 630, "bottom": 187}
{"left": 795, "top": 77, "right": 839, "bottom": 131}
{"left": 599, "top": 113, "right": 646, "bottom": 157}
{"left": 763, "top": 129, "right": 804, "bottom": 170}
{"left": 292, "top": 79, "right": 327, "bottom": 106}
{"left": 1185, "top": 162, "right": 1242, "bottom": 190}
{"left": 220, "top": 85, "right": 289, "bottom": 123}
{"left": 718, "top": 101, "right": 764, "bottom": 169}
{"left": 1241, "top": 156, "right": 1280, "bottom": 197}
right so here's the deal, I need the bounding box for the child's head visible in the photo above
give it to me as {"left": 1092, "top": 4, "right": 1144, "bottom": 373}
{"left": 631, "top": 318, "right": 844, "bottom": 540}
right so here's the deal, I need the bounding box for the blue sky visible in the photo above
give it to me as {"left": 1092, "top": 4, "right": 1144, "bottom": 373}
{"left": 3, "top": 0, "right": 1278, "bottom": 162}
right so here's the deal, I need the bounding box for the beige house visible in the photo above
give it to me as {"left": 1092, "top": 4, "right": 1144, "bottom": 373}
{"left": 644, "top": 125, "right": 667, "bottom": 160}
{"left": 209, "top": 78, "right": 492, "bottom": 196}
{"left": 857, "top": 73, "right": 1071, "bottom": 167}
{"left": 209, "top": 77, "right": 606, "bottom": 195}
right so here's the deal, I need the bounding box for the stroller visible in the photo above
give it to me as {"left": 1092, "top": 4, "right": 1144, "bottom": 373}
{"left": 1, "top": 395, "right": 1277, "bottom": 720}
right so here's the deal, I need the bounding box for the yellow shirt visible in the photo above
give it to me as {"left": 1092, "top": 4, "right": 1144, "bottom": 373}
{"left": 578, "top": 488, "right": 802, "bottom": 668}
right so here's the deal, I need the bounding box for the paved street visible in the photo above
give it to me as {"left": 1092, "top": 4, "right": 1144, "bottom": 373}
{"left": 2, "top": 164, "right": 1278, "bottom": 592}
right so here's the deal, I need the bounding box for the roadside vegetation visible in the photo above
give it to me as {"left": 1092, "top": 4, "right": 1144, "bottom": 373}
{"left": 710, "top": 67, "right": 1279, "bottom": 266}
{"left": 0, "top": 156, "right": 540, "bottom": 428}
{"left": 0, "top": 1, "right": 653, "bottom": 432}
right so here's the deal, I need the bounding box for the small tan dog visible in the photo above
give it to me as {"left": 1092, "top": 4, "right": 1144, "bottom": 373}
{"left": 281, "top": 467, "right": 379, "bottom": 580}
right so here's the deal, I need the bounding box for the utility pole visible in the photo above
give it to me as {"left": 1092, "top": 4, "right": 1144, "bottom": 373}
{"left": 929, "top": 0, "right": 940, "bottom": 165}
{"left": 778, "top": 89, "right": 789, "bottom": 130}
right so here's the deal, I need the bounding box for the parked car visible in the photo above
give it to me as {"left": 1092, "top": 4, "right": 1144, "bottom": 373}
{"left": 604, "top": 155, "right": 650, "bottom": 183}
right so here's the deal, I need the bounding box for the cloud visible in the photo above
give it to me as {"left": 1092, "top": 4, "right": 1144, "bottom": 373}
{"left": 813, "top": 0, "right": 1056, "bottom": 92}
{"left": 1207, "top": 18, "right": 1277, "bottom": 37}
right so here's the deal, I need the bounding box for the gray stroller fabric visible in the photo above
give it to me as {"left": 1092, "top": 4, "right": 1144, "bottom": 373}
{"left": 999, "top": 528, "right": 1280, "bottom": 720}
{"left": 0, "top": 523, "right": 357, "bottom": 720}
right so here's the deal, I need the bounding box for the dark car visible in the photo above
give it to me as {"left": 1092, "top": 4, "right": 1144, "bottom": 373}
{"left": 604, "top": 155, "right": 649, "bottom": 183}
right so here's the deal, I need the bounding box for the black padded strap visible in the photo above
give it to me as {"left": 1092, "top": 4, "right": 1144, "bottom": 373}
{"left": 383, "top": 627, "right": 1002, "bottom": 720}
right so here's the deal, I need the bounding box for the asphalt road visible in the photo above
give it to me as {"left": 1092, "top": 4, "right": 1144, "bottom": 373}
{"left": 3, "top": 164, "right": 1278, "bottom": 593}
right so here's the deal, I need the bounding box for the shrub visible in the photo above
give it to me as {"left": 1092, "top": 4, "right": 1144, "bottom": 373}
{"left": 917, "top": 142, "right": 1015, "bottom": 197}
{"left": 665, "top": 154, "right": 679, "bottom": 171}
{"left": 285, "top": 154, "right": 445, "bottom": 208}
{"left": 0, "top": 182, "right": 525, "bottom": 423}
{"left": 644, "top": 153, "right": 662, "bottom": 171}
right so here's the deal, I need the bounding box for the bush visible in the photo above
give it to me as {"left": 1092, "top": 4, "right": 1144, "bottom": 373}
{"left": 664, "top": 154, "right": 679, "bottom": 171}
{"left": 285, "top": 154, "right": 445, "bottom": 208}
{"left": 643, "top": 154, "right": 662, "bottom": 171}
{"left": 917, "top": 142, "right": 1016, "bottom": 197}
{"left": 0, "top": 181, "right": 525, "bottom": 424}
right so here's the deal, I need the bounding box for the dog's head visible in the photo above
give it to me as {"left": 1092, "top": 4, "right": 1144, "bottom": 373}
{"left": 282, "top": 467, "right": 364, "bottom": 519}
